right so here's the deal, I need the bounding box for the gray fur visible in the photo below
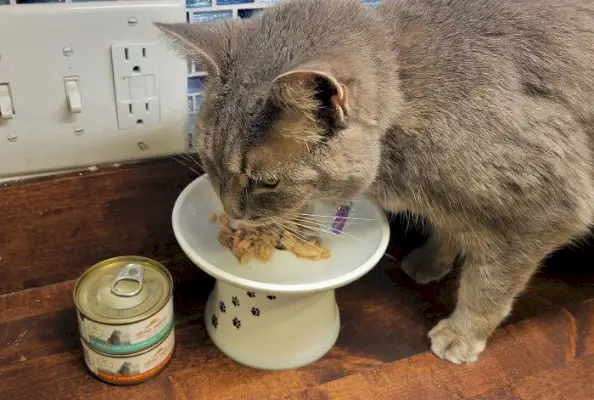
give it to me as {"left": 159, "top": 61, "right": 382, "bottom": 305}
{"left": 157, "top": 0, "right": 594, "bottom": 364}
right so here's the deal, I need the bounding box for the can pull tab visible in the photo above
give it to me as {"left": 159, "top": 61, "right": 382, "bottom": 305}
{"left": 111, "top": 263, "right": 144, "bottom": 297}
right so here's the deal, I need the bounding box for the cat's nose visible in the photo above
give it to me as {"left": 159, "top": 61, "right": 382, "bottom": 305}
{"left": 221, "top": 192, "right": 245, "bottom": 220}
{"left": 221, "top": 200, "right": 244, "bottom": 220}
{"left": 225, "top": 209, "right": 244, "bottom": 220}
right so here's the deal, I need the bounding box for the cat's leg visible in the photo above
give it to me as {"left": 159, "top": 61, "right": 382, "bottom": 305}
{"left": 427, "top": 231, "right": 577, "bottom": 364}
{"left": 400, "top": 232, "right": 460, "bottom": 284}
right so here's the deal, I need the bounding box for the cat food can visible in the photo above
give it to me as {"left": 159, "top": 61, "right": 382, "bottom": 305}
{"left": 73, "top": 256, "right": 174, "bottom": 355}
{"left": 81, "top": 327, "right": 175, "bottom": 385}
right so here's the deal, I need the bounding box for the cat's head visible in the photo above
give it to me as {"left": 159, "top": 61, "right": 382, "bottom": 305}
{"left": 156, "top": 3, "right": 387, "bottom": 223}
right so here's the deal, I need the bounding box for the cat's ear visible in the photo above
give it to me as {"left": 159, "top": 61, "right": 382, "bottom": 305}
{"left": 271, "top": 68, "right": 349, "bottom": 128}
{"left": 154, "top": 22, "right": 224, "bottom": 77}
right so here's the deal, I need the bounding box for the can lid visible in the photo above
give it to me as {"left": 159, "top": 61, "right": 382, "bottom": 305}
{"left": 74, "top": 256, "right": 172, "bottom": 325}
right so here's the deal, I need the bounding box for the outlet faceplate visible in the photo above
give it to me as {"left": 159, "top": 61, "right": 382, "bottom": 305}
{"left": 111, "top": 42, "right": 161, "bottom": 130}
{"left": 0, "top": 1, "right": 187, "bottom": 180}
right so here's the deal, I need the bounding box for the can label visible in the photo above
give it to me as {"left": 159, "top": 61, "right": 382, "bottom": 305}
{"left": 82, "top": 328, "right": 175, "bottom": 385}
{"left": 78, "top": 297, "right": 174, "bottom": 354}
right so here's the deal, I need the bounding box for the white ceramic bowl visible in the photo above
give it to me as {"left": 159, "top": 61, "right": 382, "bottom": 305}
{"left": 172, "top": 174, "right": 390, "bottom": 370}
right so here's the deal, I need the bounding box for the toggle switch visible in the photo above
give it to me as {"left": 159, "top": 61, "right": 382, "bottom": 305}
{"left": 64, "top": 76, "right": 82, "bottom": 113}
{"left": 0, "top": 84, "right": 14, "bottom": 120}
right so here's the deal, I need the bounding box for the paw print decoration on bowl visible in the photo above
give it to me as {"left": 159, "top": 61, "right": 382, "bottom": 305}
{"left": 172, "top": 174, "right": 390, "bottom": 370}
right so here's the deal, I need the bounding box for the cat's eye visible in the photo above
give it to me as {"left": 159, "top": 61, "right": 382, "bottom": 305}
{"left": 256, "top": 177, "right": 279, "bottom": 189}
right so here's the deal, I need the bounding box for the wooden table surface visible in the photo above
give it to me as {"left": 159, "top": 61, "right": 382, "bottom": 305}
{"left": 1, "top": 160, "right": 593, "bottom": 399}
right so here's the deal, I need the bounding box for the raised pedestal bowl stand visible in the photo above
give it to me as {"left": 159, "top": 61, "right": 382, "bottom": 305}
{"left": 172, "top": 175, "right": 390, "bottom": 370}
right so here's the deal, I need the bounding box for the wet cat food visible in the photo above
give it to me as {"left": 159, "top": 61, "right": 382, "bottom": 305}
{"left": 73, "top": 256, "right": 174, "bottom": 355}
{"left": 81, "top": 327, "right": 175, "bottom": 385}
{"left": 216, "top": 214, "right": 331, "bottom": 264}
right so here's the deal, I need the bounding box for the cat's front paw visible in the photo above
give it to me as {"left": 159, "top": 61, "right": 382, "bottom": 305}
{"left": 400, "top": 247, "right": 453, "bottom": 284}
{"left": 428, "top": 318, "right": 486, "bottom": 364}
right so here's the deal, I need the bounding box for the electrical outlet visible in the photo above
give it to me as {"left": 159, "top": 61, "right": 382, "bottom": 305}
{"left": 0, "top": 1, "right": 187, "bottom": 180}
{"left": 111, "top": 42, "right": 160, "bottom": 130}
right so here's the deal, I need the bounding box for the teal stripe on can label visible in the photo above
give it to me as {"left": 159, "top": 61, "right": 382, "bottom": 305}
{"left": 88, "top": 317, "right": 174, "bottom": 354}
{"left": 78, "top": 296, "right": 175, "bottom": 355}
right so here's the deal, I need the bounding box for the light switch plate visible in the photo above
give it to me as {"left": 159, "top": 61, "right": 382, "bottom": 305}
{"left": 0, "top": 1, "right": 187, "bottom": 179}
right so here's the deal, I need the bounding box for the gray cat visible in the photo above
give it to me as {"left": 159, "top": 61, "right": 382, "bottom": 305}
{"left": 156, "top": 0, "right": 594, "bottom": 364}
{"left": 117, "top": 362, "right": 135, "bottom": 376}
{"left": 106, "top": 330, "right": 122, "bottom": 345}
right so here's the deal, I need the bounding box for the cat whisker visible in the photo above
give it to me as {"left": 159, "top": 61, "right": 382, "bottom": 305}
{"left": 271, "top": 221, "right": 305, "bottom": 247}
{"left": 287, "top": 216, "right": 350, "bottom": 236}
{"left": 279, "top": 224, "right": 329, "bottom": 254}
{"left": 291, "top": 215, "right": 366, "bottom": 226}
{"left": 272, "top": 219, "right": 307, "bottom": 240}
{"left": 169, "top": 150, "right": 206, "bottom": 172}
{"left": 272, "top": 219, "right": 326, "bottom": 251}
{"left": 282, "top": 218, "right": 399, "bottom": 263}
{"left": 170, "top": 155, "right": 202, "bottom": 176}
{"left": 380, "top": 251, "right": 399, "bottom": 263}
{"left": 293, "top": 218, "right": 400, "bottom": 263}
{"left": 315, "top": 198, "right": 363, "bottom": 204}
{"left": 287, "top": 212, "right": 377, "bottom": 221}
{"left": 292, "top": 218, "right": 370, "bottom": 246}
{"left": 265, "top": 225, "right": 284, "bottom": 242}
{"left": 178, "top": 152, "right": 205, "bottom": 171}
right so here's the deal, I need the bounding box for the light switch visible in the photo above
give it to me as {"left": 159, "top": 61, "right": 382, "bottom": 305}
{"left": 0, "top": 84, "right": 14, "bottom": 120}
{"left": 64, "top": 77, "right": 82, "bottom": 113}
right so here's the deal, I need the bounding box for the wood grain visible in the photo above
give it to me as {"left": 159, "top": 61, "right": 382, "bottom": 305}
{"left": 473, "top": 355, "right": 594, "bottom": 400}
{"left": 0, "top": 160, "right": 196, "bottom": 295}
{"left": 1, "top": 160, "right": 593, "bottom": 399}
{"left": 2, "top": 264, "right": 593, "bottom": 400}
{"left": 282, "top": 310, "right": 584, "bottom": 400}
{"left": 0, "top": 280, "right": 75, "bottom": 323}
{"left": 570, "top": 299, "right": 594, "bottom": 358}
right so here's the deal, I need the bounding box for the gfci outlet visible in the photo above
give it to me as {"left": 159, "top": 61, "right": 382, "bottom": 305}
{"left": 0, "top": 1, "right": 187, "bottom": 180}
{"left": 111, "top": 43, "right": 160, "bottom": 130}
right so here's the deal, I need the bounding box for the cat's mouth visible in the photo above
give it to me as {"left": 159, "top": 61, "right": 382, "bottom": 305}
{"left": 230, "top": 213, "right": 306, "bottom": 230}
{"left": 226, "top": 216, "right": 272, "bottom": 229}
